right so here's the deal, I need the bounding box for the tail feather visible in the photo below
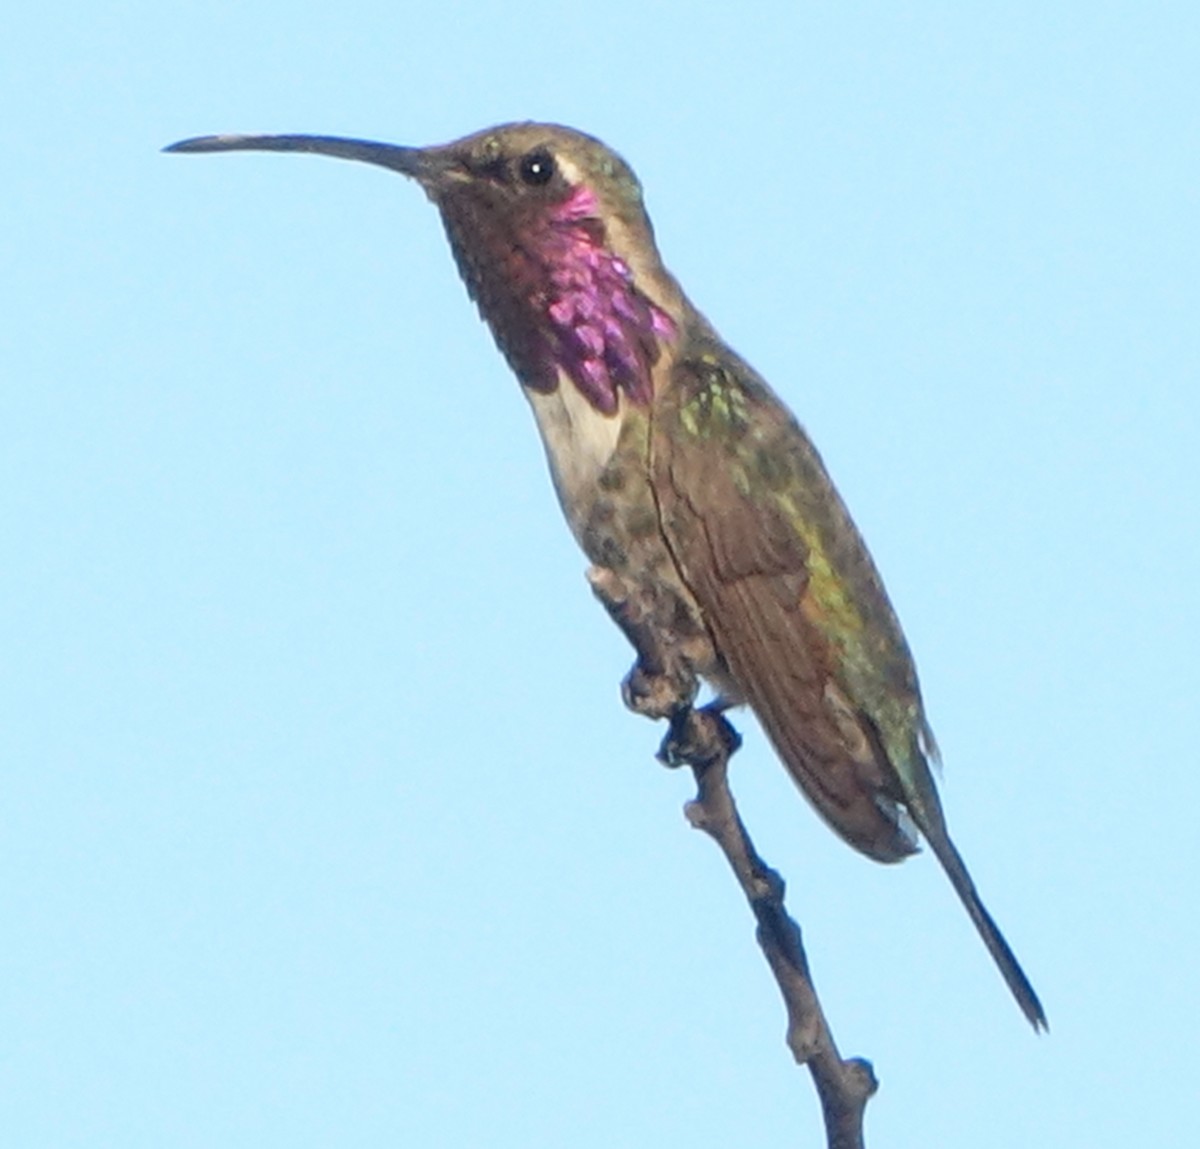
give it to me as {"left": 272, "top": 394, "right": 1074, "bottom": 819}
{"left": 926, "top": 829, "right": 1048, "bottom": 1031}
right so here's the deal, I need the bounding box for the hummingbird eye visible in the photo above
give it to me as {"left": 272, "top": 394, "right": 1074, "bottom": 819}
{"left": 518, "top": 149, "right": 556, "bottom": 187}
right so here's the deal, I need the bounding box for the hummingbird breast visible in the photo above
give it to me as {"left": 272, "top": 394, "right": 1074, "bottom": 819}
{"left": 554, "top": 376, "right": 726, "bottom": 689}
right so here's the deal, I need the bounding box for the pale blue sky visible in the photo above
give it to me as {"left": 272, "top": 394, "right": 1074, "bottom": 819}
{"left": 3, "top": 3, "right": 1197, "bottom": 1146}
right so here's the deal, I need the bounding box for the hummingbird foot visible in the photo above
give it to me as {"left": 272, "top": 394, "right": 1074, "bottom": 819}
{"left": 621, "top": 661, "right": 697, "bottom": 723}
{"left": 657, "top": 703, "right": 743, "bottom": 770}
{"left": 587, "top": 565, "right": 699, "bottom": 721}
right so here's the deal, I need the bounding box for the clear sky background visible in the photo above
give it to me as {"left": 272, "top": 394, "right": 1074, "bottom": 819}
{"left": 3, "top": 3, "right": 1197, "bottom": 1146}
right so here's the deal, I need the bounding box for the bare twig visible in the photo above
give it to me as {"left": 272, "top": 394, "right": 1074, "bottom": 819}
{"left": 660, "top": 704, "right": 877, "bottom": 1149}
{"left": 588, "top": 568, "right": 876, "bottom": 1146}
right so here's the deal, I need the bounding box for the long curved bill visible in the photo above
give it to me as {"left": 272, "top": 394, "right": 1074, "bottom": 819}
{"left": 163, "top": 133, "right": 434, "bottom": 181}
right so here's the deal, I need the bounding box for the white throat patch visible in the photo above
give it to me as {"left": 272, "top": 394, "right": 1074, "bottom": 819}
{"left": 524, "top": 372, "right": 624, "bottom": 544}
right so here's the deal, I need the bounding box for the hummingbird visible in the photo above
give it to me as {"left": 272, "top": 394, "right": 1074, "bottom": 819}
{"left": 166, "top": 123, "right": 1046, "bottom": 1030}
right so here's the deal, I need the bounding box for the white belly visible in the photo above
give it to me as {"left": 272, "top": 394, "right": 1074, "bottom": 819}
{"left": 524, "top": 376, "right": 624, "bottom": 544}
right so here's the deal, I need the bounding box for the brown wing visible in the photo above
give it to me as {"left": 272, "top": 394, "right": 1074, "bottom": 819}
{"left": 653, "top": 342, "right": 1050, "bottom": 1027}
{"left": 653, "top": 344, "right": 924, "bottom": 863}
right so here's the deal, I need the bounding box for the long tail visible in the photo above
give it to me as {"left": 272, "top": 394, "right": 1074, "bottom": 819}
{"left": 926, "top": 828, "right": 1048, "bottom": 1030}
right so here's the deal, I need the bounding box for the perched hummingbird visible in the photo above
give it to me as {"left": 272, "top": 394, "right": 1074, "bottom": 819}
{"left": 166, "top": 123, "right": 1046, "bottom": 1029}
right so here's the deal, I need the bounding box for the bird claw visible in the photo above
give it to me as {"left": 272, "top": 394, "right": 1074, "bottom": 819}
{"left": 657, "top": 704, "right": 742, "bottom": 770}
{"left": 621, "top": 661, "right": 697, "bottom": 722}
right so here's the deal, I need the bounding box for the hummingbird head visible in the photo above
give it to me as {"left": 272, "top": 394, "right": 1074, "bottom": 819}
{"left": 166, "top": 123, "right": 682, "bottom": 415}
